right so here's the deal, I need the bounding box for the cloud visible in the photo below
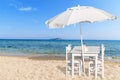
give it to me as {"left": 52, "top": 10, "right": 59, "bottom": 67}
{"left": 9, "top": 0, "right": 22, "bottom": 8}
{"left": 9, "top": 0, "right": 37, "bottom": 12}
{"left": 9, "top": 3, "right": 17, "bottom": 8}
{"left": 18, "top": 7, "right": 32, "bottom": 11}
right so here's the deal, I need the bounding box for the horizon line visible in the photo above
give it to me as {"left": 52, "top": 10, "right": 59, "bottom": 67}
{"left": 0, "top": 38, "right": 120, "bottom": 41}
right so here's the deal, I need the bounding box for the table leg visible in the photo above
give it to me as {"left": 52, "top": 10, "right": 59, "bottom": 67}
{"left": 72, "top": 54, "right": 74, "bottom": 78}
{"left": 95, "top": 55, "right": 98, "bottom": 79}
{"left": 82, "top": 55, "right": 85, "bottom": 75}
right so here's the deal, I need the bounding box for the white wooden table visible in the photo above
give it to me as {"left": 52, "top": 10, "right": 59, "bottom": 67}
{"left": 70, "top": 46, "right": 100, "bottom": 79}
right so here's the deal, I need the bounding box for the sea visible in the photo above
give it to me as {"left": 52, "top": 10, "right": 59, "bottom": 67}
{"left": 0, "top": 39, "right": 120, "bottom": 60}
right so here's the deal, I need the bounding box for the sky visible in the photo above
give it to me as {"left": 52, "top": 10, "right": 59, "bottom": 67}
{"left": 0, "top": 0, "right": 120, "bottom": 40}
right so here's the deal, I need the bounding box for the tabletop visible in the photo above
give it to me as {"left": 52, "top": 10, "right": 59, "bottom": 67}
{"left": 70, "top": 46, "right": 100, "bottom": 54}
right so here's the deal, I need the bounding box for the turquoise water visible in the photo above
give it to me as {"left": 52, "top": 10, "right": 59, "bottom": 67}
{"left": 0, "top": 39, "right": 120, "bottom": 58}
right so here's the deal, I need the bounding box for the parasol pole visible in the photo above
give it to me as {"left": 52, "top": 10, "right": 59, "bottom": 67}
{"left": 80, "top": 23, "right": 85, "bottom": 74}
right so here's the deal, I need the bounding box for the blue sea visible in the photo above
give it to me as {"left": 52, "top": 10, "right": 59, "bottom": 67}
{"left": 0, "top": 39, "right": 120, "bottom": 59}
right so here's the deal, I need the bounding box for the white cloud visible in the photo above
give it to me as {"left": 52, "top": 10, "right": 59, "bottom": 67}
{"left": 9, "top": 0, "right": 37, "bottom": 12}
{"left": 9, "top": 3, "right": 18, "bottom": 8}
{"left": 18, "top": 7, "right": 32, "bottom": 11}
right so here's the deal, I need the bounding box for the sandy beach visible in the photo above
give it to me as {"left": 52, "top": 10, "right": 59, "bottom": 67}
{"left": 0, "top": 56, "right": 120, "bottom": 80}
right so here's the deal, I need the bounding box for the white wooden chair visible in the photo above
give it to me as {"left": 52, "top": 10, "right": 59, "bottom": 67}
{"left": 88, "top": 44, "right": 105, "bottom": 78}
{"left": 66, "top": 44, "right": 82, "bottom": 76}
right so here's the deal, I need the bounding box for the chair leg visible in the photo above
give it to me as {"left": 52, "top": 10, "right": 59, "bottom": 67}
{"left": 81, "top": 61, "right": 83, "bottom": 74}
{"left": 88, "top": 63, "right": 90, "bottom": 77}
{"left": 79, "top": 61, "right": 82, "bottom": 76}
{"left": 66, "top": 63, "right": 68, "bottom": 76}
{"left": 102, "top": 65, "right": 104, "bottom": 78}
{"left": 79, "top": 63, "right": 80, "bottom": 76}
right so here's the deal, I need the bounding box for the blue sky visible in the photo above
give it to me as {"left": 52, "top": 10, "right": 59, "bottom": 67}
{"left": 0, "top": 0, "right": 119, "bottom": 40}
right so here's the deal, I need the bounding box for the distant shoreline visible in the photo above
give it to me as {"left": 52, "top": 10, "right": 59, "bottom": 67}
{"left": 0, "top": 39, "right": 120, "bottom": 41}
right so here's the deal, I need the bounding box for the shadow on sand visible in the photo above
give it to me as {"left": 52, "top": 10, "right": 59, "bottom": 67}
{"left": 56, "top": 65, "right": 90, "bottom": 76}
{"left": 56, "top": 66, "right": 66, "bottom": 75}
{"left": 28, "top": 56, "right": 65, "bottom": 61}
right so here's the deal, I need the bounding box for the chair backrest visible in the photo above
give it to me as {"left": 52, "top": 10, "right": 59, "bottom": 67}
{"left": 101, "top": 44, "right": 105, "bottom": 62}
{"left": 66, "top": 44, "right": 72, "bottom": 61}
{"left": 66, "top": 45, "right": 71, "bottom": 54}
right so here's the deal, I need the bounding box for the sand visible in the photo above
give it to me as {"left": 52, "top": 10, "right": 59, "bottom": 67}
{"left": 0, "top": 56, "right": 120, "bottom": 80}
